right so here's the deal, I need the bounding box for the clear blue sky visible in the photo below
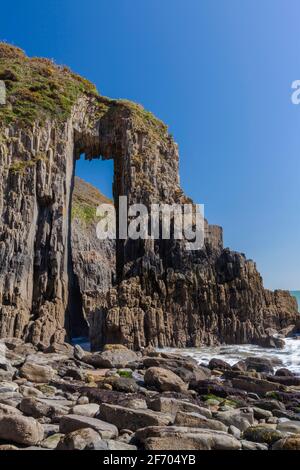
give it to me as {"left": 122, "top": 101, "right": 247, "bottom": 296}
{"left": 1, "top": 0, "right": 300, "bottom": 290}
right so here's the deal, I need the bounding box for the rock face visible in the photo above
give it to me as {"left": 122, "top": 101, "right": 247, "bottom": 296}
{"left": 0, "top": 43, "right": 298, "bottom": 350}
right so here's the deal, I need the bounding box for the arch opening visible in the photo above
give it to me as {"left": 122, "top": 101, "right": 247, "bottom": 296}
{"left": 67, "top": 152, "right": 116, "bottom": 344}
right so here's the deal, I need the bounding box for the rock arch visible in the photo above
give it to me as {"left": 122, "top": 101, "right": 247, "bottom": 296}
{"left": 0, "top": 45, "right": 298, "bottom": 350}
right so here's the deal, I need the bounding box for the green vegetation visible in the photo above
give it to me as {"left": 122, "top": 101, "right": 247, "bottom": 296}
{"left": 71, "top": 201, "right": 97, "bottom": 225}
{"left": 9, "top": 153, "right": 46, "bottom": 174}
{"left": 0, "top": 43, "right": 100, "bottom": 126}
{"left": 0, "top": 43, "right": 170, "bottom": 144}
{"left": 117, "top": 370, "right": 133, "bottom": 378}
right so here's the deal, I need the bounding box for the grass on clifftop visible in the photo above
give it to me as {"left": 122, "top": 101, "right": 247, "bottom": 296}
{"left": 0, "top": 43, "right": 169, "bottom": 142}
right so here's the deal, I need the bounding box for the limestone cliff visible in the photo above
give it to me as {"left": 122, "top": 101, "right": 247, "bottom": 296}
{"left": 0, "top": 43, "right": 298, "bottom": 350}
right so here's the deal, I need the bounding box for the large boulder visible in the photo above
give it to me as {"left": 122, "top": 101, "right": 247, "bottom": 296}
{"left": 83, "top": 348, "right": 138, "bottom": 369}
{"left": 208, "top": 358, "right": 232, "bottom": 371}
{"left": 0, "top": 414, "right": 44, "bottom": 445}
{"left": 174, "top": 411, "right": 228, "bottom": 432}
{"left": 19, "top": 362, "right": 55, "bottom": 383}
{"left": 144, "top": 367, "right": 188, "bottom": 393}
{"left": 59, "top": 414, "right": 118, "bottom": 439}
{"left": 232, "top": 376, "right": 282, "bottom": 396}
{"left": 57, "top": 428, "right": 104, "bottom": 450}
{"left": 214, "top": 408, "right": 254, "bottom": 432}
{"left": 98, "top": 403, "right": 173, "bottom": 431}
{"left": 245, "top": 357, "right": 274, "bottom": 374}
{"left": 148, "top": 397, "right": 212, "bottom": 418}
{"left": 134, "top": 426, "right": 241, "bottom": 450}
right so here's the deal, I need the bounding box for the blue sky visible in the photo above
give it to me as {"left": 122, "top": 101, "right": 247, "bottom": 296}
{"left": 1, "top": 0, "right": 300, "bottom": 290}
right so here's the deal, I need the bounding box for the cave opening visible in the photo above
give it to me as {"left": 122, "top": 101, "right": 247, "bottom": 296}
{"left": 67, "top": 153, "right": 116, "bottom": 344}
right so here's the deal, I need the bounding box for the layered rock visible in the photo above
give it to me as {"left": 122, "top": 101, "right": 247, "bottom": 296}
{"left": 0, "top": 43, "right": 298, "bottom": 350}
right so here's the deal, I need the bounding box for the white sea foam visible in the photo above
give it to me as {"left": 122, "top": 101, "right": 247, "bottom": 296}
{"left": 163, "top": 337, "right": 300, "bottom": 375}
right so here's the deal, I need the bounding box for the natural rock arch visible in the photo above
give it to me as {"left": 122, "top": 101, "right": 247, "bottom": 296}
{"left": 0, "top": 44, "right": 298, "bottom": 350}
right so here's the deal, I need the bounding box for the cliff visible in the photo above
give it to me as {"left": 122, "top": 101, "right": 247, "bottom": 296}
{"left": 0, "top": 43, "right": 298, "bottom": 350}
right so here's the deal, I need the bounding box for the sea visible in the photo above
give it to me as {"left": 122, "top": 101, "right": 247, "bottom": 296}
{"left": 164, "top": 290, "right": 300, "bottom": 374}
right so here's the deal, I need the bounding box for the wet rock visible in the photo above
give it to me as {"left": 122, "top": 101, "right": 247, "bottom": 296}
{"left": 144, "top": 367, "right": 188, "bottom": 393}
{"left": 19, "top": 362, "right": 55, "bottom": 383}
{"left": 174, "top": 411, "right": 228, "bottom": 431}
{"left": 57, "top": 428, "right": 104, "bottom": 450}
{"left": 98, "top": 403, "right": 173, "bottom": 431}
{"left": 59, "top": 414, "right": 118, "bottom": 439}
{"left": 232, "top": 376, "right": 282, "bottom": 396}
{"left": 208, "top": 358, "right": 232, "bottom": 371}
{"left": 245, "top": 357, "right": 274, "bottom": 374}
{"left": 0, "top": 414, "right": 44, "bottom": 445}
{"left": 253, "top": 335, "right": 285, "bottom": 349}
{"left": 275, "top": 368, "right": 294, "bottom": 377}
{"left": 243, "top": 426, "right": 283, "bottom": 445}
{"left": 134, "top": 426, "right": 241, "bottom": 450}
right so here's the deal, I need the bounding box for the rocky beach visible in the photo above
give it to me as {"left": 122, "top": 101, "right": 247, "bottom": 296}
{"left": 0, "top": 339, "right": 300, "bottom": 450}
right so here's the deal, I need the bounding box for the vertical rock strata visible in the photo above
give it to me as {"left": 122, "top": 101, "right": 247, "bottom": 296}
{"left": 0, "top": 43, "right": 298, "bottom": 350}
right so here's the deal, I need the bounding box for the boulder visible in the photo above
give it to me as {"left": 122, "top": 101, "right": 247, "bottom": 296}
{"left": 148, "top": 397, "right": 212, "bottom": 418}
{"left": 134, "top": 426, "right": 241, "bottom": 450}
{"left": 0, "top": 403, "right": 22, "bottom": 416}
{"left": 253, "top": 335, "right": 285, "bottom": 349}
{"left": 19, "top": 362, "right": 55, "bottom": 383}
{"left": 277, "top": 420, "right": 300, "bottom": 434}
{"left": 174, "top": 411, "right": 228, "bottom": 432}
{"left": 243, "top": 426, "right": 283, "bottom": 445}
{"left": 208, "top": 358, "right": 232, "bottom": 371}
{"left": 57, "top": 428, "right": 104, "bottom": 450}
{"left": 232, "top": 376, "right": 282, "bottom": 396}
{"left": 0, "top": 414, "right": 44, "bottom": 445}
{"left": 214, "top": 408, "right": 254, "bottom": 431}
{"left": 71, "top": 403, "right": 99, "bottom": 417}
{"left": 272, "top": 436, "right": 300, "bottom": 450}
{"left": 83, "top": 349, "right": 138, "bottom": 369}
{"left": 245, "top": 357, "right": 274, "bottom": 374}
{"left": 59, "top": 414, "right": 118, "bottom": 439}
{"left": 275, "top": 368, "right": 294, "bottom": 377}
{"left": 98, "top": 403, "right": 173, "bottom": 431}
{"left": 144, "top": 367, "right": 188, "bottom": 393}
{"left": 19, "top": 397, "right": 52, "bottom": 418}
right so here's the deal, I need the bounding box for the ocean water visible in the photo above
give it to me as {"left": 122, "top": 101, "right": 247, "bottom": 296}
{"left": 164, "top": 338, "right": 300, "bottom": 375}
{"left": 291, "top": 290, "right": 300, "bottom": 311}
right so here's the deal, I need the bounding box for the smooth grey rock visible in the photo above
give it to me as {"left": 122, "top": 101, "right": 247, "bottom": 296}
{"left": 99, "top": 403, "right": 173, "bottom": 431}
{"left": 59, "top": 414, "right": 118, "bottom": 439}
